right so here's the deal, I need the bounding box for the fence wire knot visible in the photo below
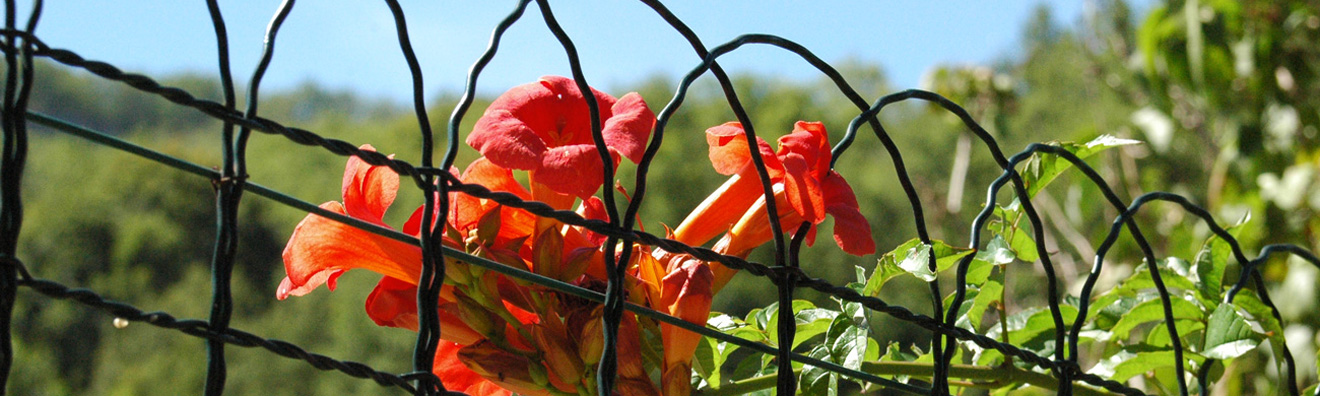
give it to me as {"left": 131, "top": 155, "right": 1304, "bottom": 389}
{"left": 0, "top": 254, "right": 30, "bottom": 281}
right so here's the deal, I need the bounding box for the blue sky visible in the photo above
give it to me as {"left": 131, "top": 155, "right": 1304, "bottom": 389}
{"left": 14, "top": 1, "right": 1142, "bottom": 102}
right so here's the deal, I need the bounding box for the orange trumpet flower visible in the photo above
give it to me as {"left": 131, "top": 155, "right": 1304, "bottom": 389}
{"left": 671, "top": 121, "right": 876, "bottom": 292}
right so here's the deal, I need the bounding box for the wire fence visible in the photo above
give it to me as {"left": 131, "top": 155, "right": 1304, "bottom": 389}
{"left": 1, "top": 1, "right": 1318, "bottom": 396}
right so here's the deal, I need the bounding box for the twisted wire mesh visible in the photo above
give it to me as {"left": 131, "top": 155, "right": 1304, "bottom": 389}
{"left": 0, "top": 2, "right": 1316, "bottom": 396}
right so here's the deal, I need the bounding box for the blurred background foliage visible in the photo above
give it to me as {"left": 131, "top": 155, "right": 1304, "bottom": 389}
{"left": 8, "top": 0, "right": 1319, "bottom": 394}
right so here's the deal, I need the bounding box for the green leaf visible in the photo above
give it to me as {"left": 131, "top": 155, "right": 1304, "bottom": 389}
{"left": 1109, "top": 297, "right": 1203, "bottom": 340}
{"left": 827, "top": 315, "right": 871, "bottom": 371}
{"left": 875, "top": 238, "right": 973, "bottom": 283}
{"left": 1021, "top": 134, "right": 1141, "bottom": 197}
{"left": 897, "top": 243, "right": 936, "bottom": 281}
{"left": 1089, "top": 293, "right": 1139, "bottom": 331}
{"left": 792, "top": 308, "right": 841, "bottom": 350}
{"left": 872, "top": 239, "right": 923, "bottom": 290}
{"left": 1007, "top": 228, "right": 1039, "bottom": 263}
{"left": 969, "top": 279, "right": 1003, "bottom": 331}
{"left": 987, "top": 305, "right": 1079, "bottom": 355}
{"left": 1145, "top": 319, "right": 1204, "bottom": 348}
{"left": 964, "top": 256, "right": 994, "bottom": 286}
{"left": 1192, "top": 220, "right": 1244, "bottom": 306}
{"left": 943, "top": 286, "right": 980, "bottom": 331}
{"left": 764, "top": 300, "right": 822, "bottom": 348}
{"left": 800, "top": 345, "right": 839, "bottom": 396}
{"left": 694, "top": 313, "right": 766, "bottom": 386}
{"left": 1089, "top": 348, "right": 1203, "bottom": 383}
{"left": 802, "top": 312, "right": 871, "bottom": 396}
{"left": 976, "top": 235, "right": 1016, "bottom": 265}
{"left": 1202, "top": 303, "right": 1264, "bottom": 360}
{"left": 1229, "top": 292, "right": 1288, "bottom": 377}
{"left": 1115, "top": 260, "right": 1200, "bottom": 295}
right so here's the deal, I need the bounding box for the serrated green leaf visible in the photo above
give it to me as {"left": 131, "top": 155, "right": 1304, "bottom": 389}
{"left": 692, "top": 335, "right": 735, "bottom": 386}
{"left": 1022, "top": 134, "right": 1141, "bottom": 197}
{"left": 872, "top": 239, "right": 924, "bottom": 289}
{"left": 826, "top": 315, "right": 870, "bottom": 371}
{"left": 1086, "top": 292, "right": 1131, "bottom": 329}
{"left": 800, "top": 345, "right": 839, "bottom": 396}
{"left": 1109, "top": 297, "right": 1203, "bottom": 339}
{"left": 1202, "top": 303, "right": 1263, "bottom": 359}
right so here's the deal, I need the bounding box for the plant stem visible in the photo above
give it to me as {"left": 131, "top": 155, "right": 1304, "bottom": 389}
{"left": 692, "top": 361, "right": 1119, "bottom": 396}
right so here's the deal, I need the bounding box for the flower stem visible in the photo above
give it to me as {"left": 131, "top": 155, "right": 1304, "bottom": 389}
{"left": 691, "top": 361, "right": 1119, "bottom": 396}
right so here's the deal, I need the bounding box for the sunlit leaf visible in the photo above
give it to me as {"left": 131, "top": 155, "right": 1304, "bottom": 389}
{"left": 976, "top": 235, "right": 1015, "bottom": 265}
{"left": 1109, "top": 297, "right": 1203, "bottom": 340}
{"left": 1089, "top": 348, "right": 1203, "bottom": 384}
{"left": 1008, "top": 229, "right": 1040, "bottom": 263}
{"left": 1193, "top": 220, "right": 1245, "bottom": 307}
{"left": 1020, "top": 134, "right": 1141, "bottom": 198}
{"left": 1144, "top": 319, "right": 1204, "bottom": 348}
{"left": 1115, "top": 260, "right": 1200, "bottom": 295}
{"left": 876, "top": 238, "right": 974, "bottom": 283}
{"left": 1202, "top": 303, "right": 1264, "bottom": 360}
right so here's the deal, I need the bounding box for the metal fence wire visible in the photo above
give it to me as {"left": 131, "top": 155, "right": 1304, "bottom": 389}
{"left": 0, "top": 1, "right": 1317, "bottom": 396}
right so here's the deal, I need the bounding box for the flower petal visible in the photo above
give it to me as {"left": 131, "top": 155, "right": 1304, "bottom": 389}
{"left": 573, "top": 196, "right": 608, "bottom": 246}
{"left": 532, "top": 144, "right": 619, "bottom": 199}
{"left": 462, "top": 157, "right": 532, "bottom": 201}
{"left": 534, "top": 76, "right": 619, "bottom": 147}
{"left": 467, "top": 109, "right": 548, "bottom": 171}
{"left": 602, "top": 92, "right": 655, "bottom": 163}
{"left": 341, "top": 145, "right": 399, "bottom": 223}
{"left": 364, "top": 276, "right": 419, "bottom": 330}
{"left": 777, "top": 122, "right": 830, "bottom": 223}
{"left": 449, "top": 157, "right": 536, "bottom": 240}
{"left": 281, "top": 201, "right": 422, "bottom": 297}
{"left": 705, "top": 122, "right": 777, "bottom": 176}
{"left": 660, "top": 258, "right": 712, "bottom": 370}
{"left": 616, "top": 313, "right": 658, "bottom": 395}
{"left": 822, "top": 171, "right": 875, "bottom": 256}
{"left": 670, "top": 172, "right": 763, "bottom": 248}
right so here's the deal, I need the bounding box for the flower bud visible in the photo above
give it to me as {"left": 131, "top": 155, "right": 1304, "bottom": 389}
{"left": 527, "top": 360, "right": 550, "bottom": 389}
{"left": 443, "top": 259, "right": 472, "bottom": 286}
{"left": 533, "top": 320, "right": 585, "bottom": 386}
{"left": 453, "top": 293, "right": 497, "bottom": 338}
{"left": 577, "top": 316, "right": 604, "bottom": 366}
{"left": 458, "top": 340, "right": 544, "bottom": 395}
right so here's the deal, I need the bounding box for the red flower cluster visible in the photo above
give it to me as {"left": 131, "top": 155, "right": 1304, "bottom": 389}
{"left": 278, "top": 76, "right": 874, "bottom": 396}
